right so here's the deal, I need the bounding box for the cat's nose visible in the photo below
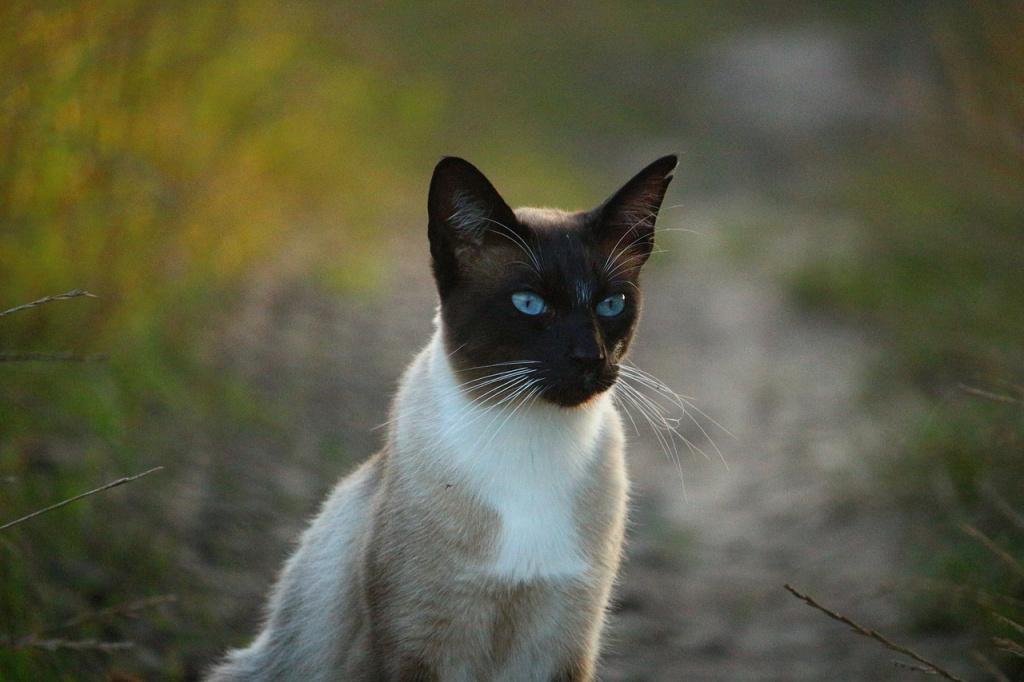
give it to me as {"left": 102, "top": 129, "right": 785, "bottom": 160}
{"left": 569, "top": 341, "right": 605, "bottom": 371}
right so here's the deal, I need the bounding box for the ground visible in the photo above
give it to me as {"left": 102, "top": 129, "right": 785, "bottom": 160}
{"left": 600, "top": 210, "right": 966, "bottom": 680}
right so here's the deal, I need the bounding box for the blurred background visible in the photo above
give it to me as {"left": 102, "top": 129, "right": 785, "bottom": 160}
{"left": 1, "top": 1, "right": 1021, "bottom": 679}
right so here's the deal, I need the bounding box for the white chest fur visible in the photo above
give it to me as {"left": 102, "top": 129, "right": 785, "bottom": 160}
{"left": 395, "top": 332, "right": 612, "bottom": 583}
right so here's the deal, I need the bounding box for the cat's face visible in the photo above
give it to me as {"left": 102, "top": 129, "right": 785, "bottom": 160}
{"left": 427, "top": 155, "right": 676, "bottom": 408}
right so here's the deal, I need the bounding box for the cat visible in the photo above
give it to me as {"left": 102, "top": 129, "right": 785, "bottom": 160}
{"left": 206, "top": 153, "right": 677, "bottom": 681}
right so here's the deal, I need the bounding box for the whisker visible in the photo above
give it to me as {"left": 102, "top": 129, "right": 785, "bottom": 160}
{"left": 615, "top": 381, "right": 687, "bottom": 497}
{"left": 481, "top": 217, "right": 542, "bottom": 274}
{"left": 623, "top": 380, "right": 712, "bottom": 464}
{"left": 613, "top": 385, "right": 642, "bottom": 437}
{"left": 621, "top": 364, "right": 733, "bottom": 438}
{"left": 371, "top": 368, "right": 533, "bottom": 432}
{"left": 453, "top": 360, "right": 541, "bottom": 373}
{"left": 605, "top": 251, "right": 652, "bottom": 281}
{"left": 445, "top": 341, "right": 469, "bottom": 358}
{"left": 602, "top": 210, "right": 705, "bottom": 280}
{"left": 618, "top": 368, "right": 716, "bottom": 464}
{"left": 603, "top": 224, "right": 654, "bottom": 275}
{"left": 476, "top": 379, "right": 543, "bottom": 455}
{"left": 426, "top": 373, "right": 539, "bottom": 451}
{"left": 456, "top": 368, "right": 535, "bottom": 392}
{"left": 614, "top": 360, "right": 733, "bottom": 474}
{"left": 617, "top": 380, "right": 688, "bottom": 459}
{"left": 617, "top": 369, "right": 716, "bottom": 464}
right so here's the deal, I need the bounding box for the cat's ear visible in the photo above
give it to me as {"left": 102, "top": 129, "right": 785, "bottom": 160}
{"left": 427, "top": 157, "right": 519, "bottom": 294}
{"left": 592, "top": 154, "right": 677, "bottom": 274}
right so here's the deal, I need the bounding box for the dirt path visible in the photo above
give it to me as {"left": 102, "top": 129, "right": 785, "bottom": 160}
{"left": 597, "top": 204, "right": 964, "bottom": 680}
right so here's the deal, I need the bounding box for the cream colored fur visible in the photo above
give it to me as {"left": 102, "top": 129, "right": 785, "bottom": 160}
{"left": 206, "top": 321, "right": 628, "bottom": 681}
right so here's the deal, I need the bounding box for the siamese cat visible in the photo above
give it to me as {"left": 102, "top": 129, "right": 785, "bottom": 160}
{"left": 207, "top": 154, "right": 677, "bottom": 681}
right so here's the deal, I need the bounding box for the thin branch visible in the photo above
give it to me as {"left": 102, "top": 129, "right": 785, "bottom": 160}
{"left": 970, "top": 650, "right": 1011, "bottom": 682}
{"left": 980, "top": 483, "right": 1024, "bottom": 533}
{"left": 0, "top": 289, "right": 97, "bottom": 319}
{"left": 784, "top": 584, "right": 967, "bottom": 682}
{"left": 1, "top": 595, "right": 175, "bottom": 658}
{"left": 960, "top": 524, "right": 1024, "bottom": 579}
{"left": 909, "top": 577, "right": 1024, "bottom": 610}
{"left": 893, "top": 659, "right": 939, "bottom": 675}
{"left": 50, "top": 594, "right": 177, "bottom": 633}
{"left": 957, "top": 383, "right": 1022, "bottom": 405}
{"left": 0, "top": 352, "right": 108, "bottom": 363}
{"left": 1, "top": 636, "right": 133, "bottom": 653}
{"left": 0, "top": 467, "right": 163, "bottom": 531}
{"left": 994, "top": 614, "right": 1024, "bottom": 639}
{"left": 993, "top": 637, "right": 1024, "bottom": 659}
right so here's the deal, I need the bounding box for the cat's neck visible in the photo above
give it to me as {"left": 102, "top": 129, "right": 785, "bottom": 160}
{"left": 390, "top": 329, "right": 615, "bottom": 581}
{"left": 392, "top": 328, "right": 612, "bottom": 474}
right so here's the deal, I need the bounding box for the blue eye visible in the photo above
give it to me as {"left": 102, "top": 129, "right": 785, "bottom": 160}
{"left": 596, "top": 293, "right": 626, "bottom": 317}
{"left": 511, "top": 291, "right": 548, "bottom": 316}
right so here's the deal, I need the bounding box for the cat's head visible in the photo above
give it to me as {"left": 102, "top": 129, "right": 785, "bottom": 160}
{"left": 427, "top": 155, "right": 676, "bottom": 408}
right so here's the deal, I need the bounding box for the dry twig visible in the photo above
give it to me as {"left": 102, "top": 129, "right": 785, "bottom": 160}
{"left": 957, "top": 383, "right": 1023, "bottom": 405}
{"left": 910, "top": 577, "right": 1024, "bottom": 611}
{"left": 784, "top": 583, "right": 967, "bottom": 682}
{"left": 970, "top": 650, "right": 1011, "bottom": 682}
{"left": 960, "top": 524, "right": 1024, "bottom": 580}
{"left": 0, "top": 289, "right": 97, "bottom": 319}
{"left": 0, "top": 352, "right": 109, "bottom": 363}
{"left": 0, "top": 467, "right": 163, "bottom": 531}
{"left": 0, "top": 594, "right": 175, "bottom": 656}
{"left": 1, "top": 636, "right": 133, "bottom": 653}
{"left": 980, "top": 483, "right": 1024, "bottom": 533}
{"left": 51, "top": 594, "right": 177, "bottom": 633}
{"left": 993, "top": 637, "right": 1024, "bottom": 659}
{"left": 893, "top": 659, "right": 939, "bottom": 675}
{"left": 994, "top": 614, "right": 1024, "bottom": 638}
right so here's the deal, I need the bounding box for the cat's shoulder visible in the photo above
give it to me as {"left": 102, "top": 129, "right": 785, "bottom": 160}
{"left": 317, "top": 450, "right": 385, "bottom": 518}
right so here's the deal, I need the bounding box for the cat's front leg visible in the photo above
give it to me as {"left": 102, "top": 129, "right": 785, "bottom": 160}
{"left": 393, "top": 658, "right": 439, "bottom": 682}
{"left": 551, "top": 654, "right": 595, "bottom": 682}
{"left": 366, "top": 646, "right": 438, "bottom": 682}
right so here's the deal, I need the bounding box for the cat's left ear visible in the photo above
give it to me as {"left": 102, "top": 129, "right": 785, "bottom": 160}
{"left": 427, "top": 157, "right": 520, "bottom": 297}
{"left": 592, "top": 154, "right": 678, "bottom": 274}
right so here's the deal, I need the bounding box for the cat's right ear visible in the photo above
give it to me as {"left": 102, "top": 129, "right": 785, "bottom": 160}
{"left": 427, "top": 157, "right": 518, "bottom": 296}
{"left": 591, "top": 155, "right": 677, "bottom": 275}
